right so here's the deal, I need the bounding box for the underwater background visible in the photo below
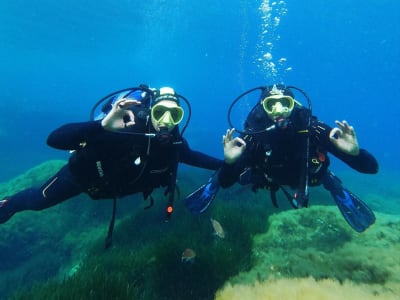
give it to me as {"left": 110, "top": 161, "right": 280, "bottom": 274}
{"left": 0, "top": 1, "right": 399, "bottom": 299}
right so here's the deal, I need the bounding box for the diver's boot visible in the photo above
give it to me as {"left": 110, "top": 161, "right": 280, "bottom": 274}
{"left": 322, "top": 171, "right": 375, "bottom": 232}
{"left": 0, "top": 198, "right": 15, "bottom": 224}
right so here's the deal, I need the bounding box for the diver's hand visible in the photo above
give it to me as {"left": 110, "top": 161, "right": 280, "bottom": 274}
{"left": 329, "top": 120, "right": 360, "bottom": 156}
{"left": 101, "top": 99, "right": 141, "bottom": 132}
{"left": 222, "top": 128, "right": 246, "bottom": 164}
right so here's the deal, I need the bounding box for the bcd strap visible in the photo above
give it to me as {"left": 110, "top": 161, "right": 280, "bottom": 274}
{"left": 165, "top": 150, "right": 180, "bottom": 222}
{"left": 143, "top": 195, "right": 154, "bottom": 209}
{"left": 105, "top": 197, "right": 117, "bottom": 249}
{"left": 165, "top": 181, "right": 177, "bottom": 222}
{"left": 270, "top": 189, "right": 279, "bottom": 208}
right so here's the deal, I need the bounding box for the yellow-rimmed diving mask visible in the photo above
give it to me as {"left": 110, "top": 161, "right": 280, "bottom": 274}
{"left": 262, "top": 95, "right": 295, "bottom": 120}
{"left": 151, "top": 103, "right": 184, "bottom": 126}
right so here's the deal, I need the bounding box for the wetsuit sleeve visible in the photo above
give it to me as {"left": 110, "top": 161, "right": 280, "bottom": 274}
{"left": 218, "top": 161, "right": 242, "bottom": 188}
{"left": 312, "top": 119, "right": 379, "bottom": 174}
{"left": 47, "top": 121, "right": 105, "bottom": 150}
{"left": 179, "top": 139, "right": 223, "bottom": 170}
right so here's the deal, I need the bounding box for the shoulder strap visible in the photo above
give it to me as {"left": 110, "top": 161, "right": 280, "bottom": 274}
{"left": 293, "top": 107, "right": 311, "bottom": 207}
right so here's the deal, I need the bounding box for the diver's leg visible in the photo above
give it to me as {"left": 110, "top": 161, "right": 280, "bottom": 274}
{"left": 322, "top": 170, "right": 375, "bottom": 232}
{"left": 0, "top": 165, "right": 82, "bottom": 224}
{"left": 322, "top": 170, "right": 344, "bottom": 196}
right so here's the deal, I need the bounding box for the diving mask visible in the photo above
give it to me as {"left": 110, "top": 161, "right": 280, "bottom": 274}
{"left": 262, "top": 95, "right": 294, "bottom": 120}
{"left": 151, "top": 103, "right": 184, "bottom": 126}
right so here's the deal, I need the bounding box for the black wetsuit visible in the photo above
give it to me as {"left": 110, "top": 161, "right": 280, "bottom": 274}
{"left": 219, "top": 105, "right": 378, "bottom": 191}
{"left": 5, "top": 121, "right": 222, "bottom": 215}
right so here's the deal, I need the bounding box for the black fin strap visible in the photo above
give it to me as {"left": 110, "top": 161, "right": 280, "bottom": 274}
{"left": 105, "top": 197, "right": 117, "bottom": 249}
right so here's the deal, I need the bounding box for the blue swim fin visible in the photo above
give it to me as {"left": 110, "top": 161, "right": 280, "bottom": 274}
{"left": 323, "top": 171, "right": 375, "bottom": 232}
{"left": 184, "top": 171, "right": 220, "bottom": 214}
{"left": 333, "top": 188, "right": 376, "bottom": 232}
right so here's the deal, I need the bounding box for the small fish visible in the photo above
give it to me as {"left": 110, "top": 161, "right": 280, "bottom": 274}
{"left": 181, "top": 248, "right": 196, "bottom": 263}
{"left": 210, "top": 218, "right": 225, "bottom": 239}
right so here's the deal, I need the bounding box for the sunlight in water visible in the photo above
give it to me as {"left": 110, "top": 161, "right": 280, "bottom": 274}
{"left": 256, "top": 0, "right": 291, "bottom": 83}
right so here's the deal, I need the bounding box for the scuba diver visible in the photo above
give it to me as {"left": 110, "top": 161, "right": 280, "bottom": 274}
{"left": 0, "top": 85, "right": 223, "bottom": 247}
{"left": 185, "top": 84, "right": 378, "bottom": 232}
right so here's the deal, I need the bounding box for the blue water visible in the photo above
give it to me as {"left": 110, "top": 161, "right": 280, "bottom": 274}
{"left": 1, "top": 2, "right": 400, "bottom": 298}
{"left": 0, "top": 0, "right": 399, "bottom": 180}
